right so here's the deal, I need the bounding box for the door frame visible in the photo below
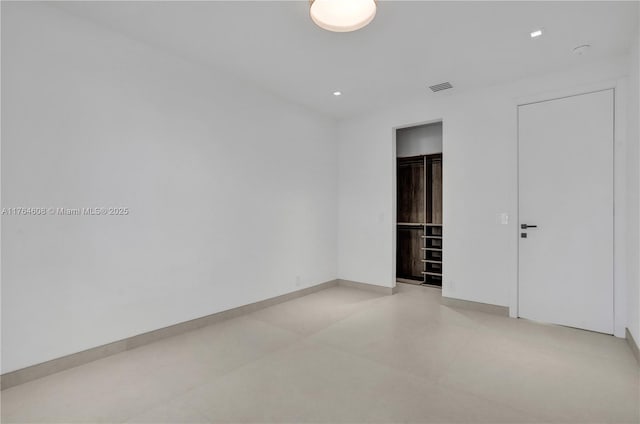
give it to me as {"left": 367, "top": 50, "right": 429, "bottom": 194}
{"left": 513, "top": 79, "right": 627, "bottom": 337}
{"left": 391, "top": 118, "right": 444, "bottom": 288}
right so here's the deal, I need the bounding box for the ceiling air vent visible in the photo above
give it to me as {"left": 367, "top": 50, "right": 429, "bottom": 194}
{"left": 429, "top": 82, "right": 453, "bottom": 92}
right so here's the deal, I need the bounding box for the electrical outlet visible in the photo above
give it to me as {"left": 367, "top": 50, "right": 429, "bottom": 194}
{"left": 295, "top": 275, "right": 302, "bottom": 287}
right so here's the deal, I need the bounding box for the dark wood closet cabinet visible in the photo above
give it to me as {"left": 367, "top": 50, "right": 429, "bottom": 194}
{"left": 397, "top": 157, "right": 425, "bottom": 224}
{"left": 396, "top": 154, "right": 443, "bottom": 286}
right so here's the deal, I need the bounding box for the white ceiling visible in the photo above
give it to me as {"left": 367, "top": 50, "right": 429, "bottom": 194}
{"left": 55, "top": 1, "right": 638, "bottom": 119}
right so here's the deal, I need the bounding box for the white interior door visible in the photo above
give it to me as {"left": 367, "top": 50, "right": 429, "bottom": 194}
{"left": 518, "top": 89, "right": 614, "bottom": 334}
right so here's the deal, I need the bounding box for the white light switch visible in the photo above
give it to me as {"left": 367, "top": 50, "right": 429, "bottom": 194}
{"left": 499, "top": 213, "right": 509, "bottom": 225}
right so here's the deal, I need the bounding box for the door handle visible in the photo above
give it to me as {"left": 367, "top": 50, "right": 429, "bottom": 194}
{"left": 520, "top": 224, "right": 538, "bottom": 229}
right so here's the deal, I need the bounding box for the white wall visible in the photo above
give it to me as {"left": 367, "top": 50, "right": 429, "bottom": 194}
{"left": 627, "top": 9, "right": 640, "bottom": 344}
{"left": 396, "top": 123, "right": 442, "bottom": 157}
{"left": 338, "top": 56, "right": 631, "bottom": 331}
{"left": 1, "top": 3, "right": 338, "bottom": 373}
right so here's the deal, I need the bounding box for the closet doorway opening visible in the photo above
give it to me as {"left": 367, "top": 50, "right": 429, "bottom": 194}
{"left": 395, "top": 121, "right": 443, "bottom": 288}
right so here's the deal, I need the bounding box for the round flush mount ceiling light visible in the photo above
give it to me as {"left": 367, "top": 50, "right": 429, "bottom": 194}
{"left": 310, "top": 0, "right": 377, "bottom": 32}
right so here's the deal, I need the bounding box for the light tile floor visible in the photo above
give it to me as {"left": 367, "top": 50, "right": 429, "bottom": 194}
{"left": 2, "top": 284, "right": 639, "bottom": 423}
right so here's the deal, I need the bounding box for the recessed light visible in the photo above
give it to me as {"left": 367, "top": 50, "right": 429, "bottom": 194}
{"left": 333, "top": 91, "right": 342, "bottom": 96}
{"left": 530, "top": 29, "right": 543, "bottom": 38}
